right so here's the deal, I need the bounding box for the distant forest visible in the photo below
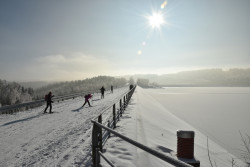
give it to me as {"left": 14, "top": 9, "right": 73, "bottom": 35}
{"left": 33, "top": 76, "right": 127, "bottom": 100}
{"left": 131, "top": 68, "right": 250, "bottom": 87}
{"left": 0, "top": 76, "right": 127, "bottom": 107}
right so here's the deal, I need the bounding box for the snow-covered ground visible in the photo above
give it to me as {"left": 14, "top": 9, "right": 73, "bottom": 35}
{"left": 0, "top": 86, "right": 248, "bottom": 167}
{"left": 0, "top": 87, "right": 130, "bottom": 167}
{"left": 144, "top": 87, "right": 250, "bottom": 159}
{"left": 102, "top": 87, "right": 247, "bottom": 167}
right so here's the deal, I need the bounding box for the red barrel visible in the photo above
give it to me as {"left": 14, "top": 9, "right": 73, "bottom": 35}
{"left": 177, "top": 130, "right": 195, "bottom": 159}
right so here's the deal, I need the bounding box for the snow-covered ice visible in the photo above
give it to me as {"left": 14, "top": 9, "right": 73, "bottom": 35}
{"left": 144, "top": 87, "right": 250, "bottom": 158}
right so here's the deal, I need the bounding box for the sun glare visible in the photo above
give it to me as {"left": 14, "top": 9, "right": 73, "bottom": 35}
{"left": 148, "top": 12, "right": 165, "bottom": 29}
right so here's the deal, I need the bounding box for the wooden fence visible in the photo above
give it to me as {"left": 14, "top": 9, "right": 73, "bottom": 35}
{"left": 91, "top": 85, "right": 193, "bottom": 167}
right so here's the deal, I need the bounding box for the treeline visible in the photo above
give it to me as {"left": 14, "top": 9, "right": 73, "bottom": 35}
{"left": 130, "top": 68, "right": 250, "bottom": 87}
{"left": 0, "top": 79, "right": 34, "bottom": 106}
{"left": 136, "top": 78, "right": 159, "bottom": 88}
{"left": 160, "top": 68, "right": 250, "bottom": 86}
{"left": 0, "top": 76, "right": 127, "bottom": 107}
{"left": 33, "top": 76, "right": 127, "bottom": 100}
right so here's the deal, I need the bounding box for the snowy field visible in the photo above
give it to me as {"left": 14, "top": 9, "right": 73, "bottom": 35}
{"left": 145, "top": 87, "right": 250, "bottom": 158}
{"left": 0, "top": 87, "right": 130, "bottom": 167}
{"left": 0, "top": 86, "right": 248, "bottom": 167}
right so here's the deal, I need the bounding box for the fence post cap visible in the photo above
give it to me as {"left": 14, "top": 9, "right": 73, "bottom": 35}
{"left": 177, "top": 130, "right": 195, "bottom": 138}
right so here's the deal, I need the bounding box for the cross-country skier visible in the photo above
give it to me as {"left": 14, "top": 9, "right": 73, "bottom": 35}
{"left": 44, "top": 91, "right": 54, "bottom": 113}
{"left": 111, "top": 85, "right": 113, "bottom": 93}
{"left": 100, "top": 86, "right": 105, "bottom": 99}
{"left": 82, "top": 94, "right": 92, "bottom": 107}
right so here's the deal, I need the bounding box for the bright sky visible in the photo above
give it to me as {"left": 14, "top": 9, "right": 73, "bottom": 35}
{"left": 0, "top": 0, "right": 250, "bottom": 81}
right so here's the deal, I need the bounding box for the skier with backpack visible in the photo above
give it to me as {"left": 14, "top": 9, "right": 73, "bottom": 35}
{"left": 82, "top": 94, "right": 92, "bottom": 107}
{"left": 44, "top": 91, "right": 54, "bottom": 113}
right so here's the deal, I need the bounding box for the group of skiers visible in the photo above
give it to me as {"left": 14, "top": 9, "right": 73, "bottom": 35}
{"left": 44, "top": 85, "right": 114, "bottom": 113}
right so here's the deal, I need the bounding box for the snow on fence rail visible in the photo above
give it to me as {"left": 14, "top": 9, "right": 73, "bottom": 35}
{"left": 91, "top": 85, "right": 193, "bottom": 167}
{"left": 0, "top": 90, "right": 98, "bottom": 114}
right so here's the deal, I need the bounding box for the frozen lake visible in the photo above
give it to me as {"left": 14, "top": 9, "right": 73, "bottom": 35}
{"left": 144, "top": 87, "right": 250, "bottom": 158}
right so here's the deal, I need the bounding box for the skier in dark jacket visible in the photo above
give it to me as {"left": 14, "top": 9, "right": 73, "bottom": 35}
{"left": 44, "top": 91, "right": 54, "bottom": 113}
{"left": 100, "top": 86, "right": 105, "bottom": 99}
{"left": 82, "top": 94, "right": 92, "bottom": 107}
{"left": 111, "top": 85, "right": 113, "bottom": 93}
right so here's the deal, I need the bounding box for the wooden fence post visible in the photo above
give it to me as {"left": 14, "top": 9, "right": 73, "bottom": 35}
{"left": 113, "top": 104, "right": 116, "bottom": 128}
{"left": 92, "top": 123, "right": 99, "bottom": 167}
{"left": 123, "top": 96, "right": 126, "bottom": 110}
{"left": 120, "top": 99, "right": 122, "bottom": 117}
{"left": 117, "top": 109, "right": 120, "bottom": 121}
{"left": 126, "top": 94, "right": 128, "bottom": 104}
{"left": 98, "top": 115, "right": 103, "bottom": 152}
{"left": 107, "top": 120, "right": 111, "bottom": 137}
{"left": 96, "top": 148, "right": 100, "bottom": 167}
{"left": 92, "top": 115, "right": 102, "bottom": 167}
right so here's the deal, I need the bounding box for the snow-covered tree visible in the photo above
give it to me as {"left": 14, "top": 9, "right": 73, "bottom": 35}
{"left": 0, "top": 79, "right": 33, "bottom": 106}
{"left": 137, "top": 78, "right": 149, "bottom": 88}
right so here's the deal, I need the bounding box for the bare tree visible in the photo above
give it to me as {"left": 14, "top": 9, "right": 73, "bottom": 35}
{"left": 207, "top": 136, "right": 216, "bottom": 167}
{"left": 239, "top": 131, "right": 250, "bottom": 166}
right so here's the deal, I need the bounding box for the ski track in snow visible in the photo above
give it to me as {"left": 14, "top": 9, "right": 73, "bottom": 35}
{"left": 0, "top": 87, "right": 129, "bottom": 167}
{"left": 135, "top": 93, "right": 152, "bottom": 167}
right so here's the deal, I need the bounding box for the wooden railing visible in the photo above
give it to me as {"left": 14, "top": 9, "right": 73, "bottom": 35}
{"left": 91, "top": 85, "right": 192, "bottom": 167}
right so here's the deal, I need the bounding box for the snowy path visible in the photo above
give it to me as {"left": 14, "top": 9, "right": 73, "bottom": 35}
{"left": 0, "top": 87, "right": 129, "bottom": 167}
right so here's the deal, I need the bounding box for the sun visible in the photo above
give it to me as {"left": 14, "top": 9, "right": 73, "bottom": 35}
{"left": 147, "top": 12, "right": 165, "bottom": 29}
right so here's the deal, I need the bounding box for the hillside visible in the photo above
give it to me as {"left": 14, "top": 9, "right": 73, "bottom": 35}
{"left": 33, "top": 76, "right": 127, "bottom": 99}
{"left": 128, "top": 68, "right": 250, "bottom": 87}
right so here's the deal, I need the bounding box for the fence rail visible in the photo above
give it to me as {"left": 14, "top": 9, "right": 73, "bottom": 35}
{"left": 92, "top": 120, "right": 192, "bottom": 167}
{"left": 91, "top": 85, "right": 193, "bottom": 167}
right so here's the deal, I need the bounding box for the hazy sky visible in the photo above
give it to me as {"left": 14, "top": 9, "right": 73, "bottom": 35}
{"left": 0, "top": 0, "right": 250, "bottom": 81}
